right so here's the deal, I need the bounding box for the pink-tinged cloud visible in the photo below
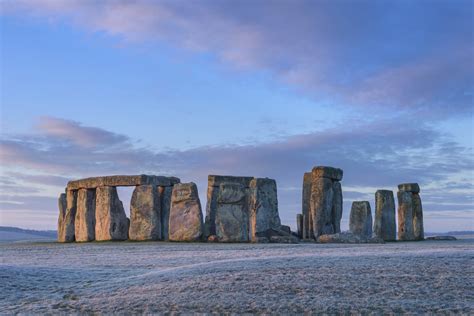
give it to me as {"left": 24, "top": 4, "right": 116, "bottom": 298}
{"left": 3, "top": 0, "right": 472, "bottom": 114}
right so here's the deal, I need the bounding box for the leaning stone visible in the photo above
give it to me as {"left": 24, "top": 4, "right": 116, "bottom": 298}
{"left": 412, "top": 193, "right": 424, "bottom": 240}
{"left": 397, "top": 183, "right": 420, "bottom": 193}
{"left": 350, "top": 201, "right": 373, "bottom": 237}
{"left": 159, "top": 186, "right": 173, "bottom": 240}
{"left": 215, "top": 183, "right": 249, "bottom": 242}
{"left": 249, "top": 178, "right": 281, "bottom": 239}
{"left": 373, "top": 190, "right": 396, "bottom": 241}
{"left": 311, "top": 166, "right": 343, "bottom": 181}
{"left": 331, "top": 181, "right": 343, "bottom": 234}
{"left": 95, "top": 186, "right": 129, "bottom": 241}
{"left": 75, "top": 189, "right": 96, "bottom": 242}
{"left": 296, "top": 214, "right": 303, "bottom": 238}
{"left": 57, "top": 193, "right": 67, "bottom": 242}
{"left": 397, "top": 191, "right": 415, "bottom": 241}
{"left": 129, "top": 185, "right": 161, "bottom": 241}
{"left": 59, "top": 190, "right": 77, "bottom": 243}
{"left": 310, "top": 177, "right": 334, "bottom": 238}
{"left": 169, "top": 183, "right": 203, "bottom": 242}
{"left": 426, "top": 236, "right": 457, "bottom": 240}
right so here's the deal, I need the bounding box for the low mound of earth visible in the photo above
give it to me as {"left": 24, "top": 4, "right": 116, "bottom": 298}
{"left": 1, "top": 239, "right": 472, "bottom": 314}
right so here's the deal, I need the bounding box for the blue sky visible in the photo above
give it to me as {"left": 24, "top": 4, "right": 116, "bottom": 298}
{"left": 0, "top": 0, "right": 473, "bottom": 231}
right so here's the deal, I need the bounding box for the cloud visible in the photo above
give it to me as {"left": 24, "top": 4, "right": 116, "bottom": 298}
{"left": 0, "top": 116, "right": 472, "bottom": 230}
{"left": 3, "top": 0, "right": 473, "bottom": 115}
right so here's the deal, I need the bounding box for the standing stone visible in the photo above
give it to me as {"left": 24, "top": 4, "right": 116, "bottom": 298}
{"left": 215, "top": 182, "right": 249, "bottom": 242}
{"left": 95, "top": 186, "right": 129, "bottom": 241}
{"left": 249, "top": 178, "right": 281, "bottom": 240}
{"left": 169, "top": 183, "right": 203, "bottom": 241}
{"left": 59, "top": 190, "right": 77, "bottom": 243}
{"left": 159, "top": 186, "right": 173, "bottom": 240}
{"left": 296, "top": 214, "right": 303, "bottom": 238}
{"left": 397, "top": 191, "right": 415, "bottom": 241}
{"left": 412, "top": 193, "right": 424, "bottom": 240}
{"left": 129, "top": 185, "right": 161, "bottom": 241}
{"left": 57, "top": 193, "right": 67, "bottom": 242}
{"left": 349, "top": 201, "right": 373, "bottom": 237}
{"left": 310, "top": 177, "right": 334, "bottom": 238}
{"left": 373, "top": 190, "right": 396, "bottom": 241}
{"left": 332, "top": 181, "right": 343, "bottom": 234}
{"left": 302, "top": 172, "right": 312, "bottom": 239}
{"left": 75, "top": 189, "right": 96, "bottom": 242}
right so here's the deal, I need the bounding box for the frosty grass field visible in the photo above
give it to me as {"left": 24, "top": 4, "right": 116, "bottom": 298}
{"left": 1, "top": 238, "right": 473, "bottom": 314}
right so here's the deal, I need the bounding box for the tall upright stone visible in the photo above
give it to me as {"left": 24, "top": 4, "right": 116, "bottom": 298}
{"left": 129, "top": 185, "right": 161, "bottom": 241}
{"left": 249, "top": 178, "right": 281, "bottom": 240}
{"left": 397, "top": 191, "right": 414, "bottom": 241}
{"left": 309, "top": 166, "right": 343, "bottom": 239}
{"left": 169, "top": 183, "right": 203, "bottom": 241}
{"left": 95, "top": 186, "right": 129, "bottom": 241}
{"left": 159, "top": 186, "right": 173, "bottom": 241}
{"left": 75, "top": 189, "right": 96, "bottom": 242}
{"left": 349, "top": 201, "right": 372, "bottom": 237}
{"left": 58, "top": 190, "right": 77, "bottom": 243}
{"left": 57, "top": 193, "right": 67, "bottom": 242}
{"left": 302, "top": 172, "right": 312, "bottom": 239}
{"left": 373, "top": 190, "right": 396, "bottom": 241}
{"left": 296, "top": 214, "right": 303, "bottom": 238}
{"left": 412, "top": 193, "right": 424, "bottom": 240}
{"left": 215, "top": 182, "right": 249, "bottom": 242}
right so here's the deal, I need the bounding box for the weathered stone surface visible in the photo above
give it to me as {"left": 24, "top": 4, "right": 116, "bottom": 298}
{"left": 75, "top": 189, "right": 96, "bottom": 242}
{"left": 269, "top": 235, "right": 299, "bottom": 243}
{"left": 255, "top": 228, "right": 298, "bottom": 243}
{"left": 397, "top": 191, "right": 415, "bottom": 241}
{"left": 208, "top": 175, "right": 254, "bottom": 188}
{"left": 332, "top": 181, "right": 343, "bottom": 234}
{"left": 398, "top": 183, "right": 420, "bottom": 193}
{"left": 169, "top": 183, "right": 203, "bottom": 242}
{"left": 67, "top": 175, "right": 180, "bottom": 190}
{"left": 296, "top": 214, "right": 303, "bottom": 238}
{"left": 412, "top": 193, "right": 424, "bottom": 240}
{"left": 310, "top": 177, "right": 335, "bottom": 238}
{"left": 280, "top": 225, "right": 291, "bottom": 235}
{"left": 95, "top": 186, "right": 129, "bottom": 241}
{"left": 57, "top": 193, "right": 67, "bottom": 242}
{"left": 350, "top": 201, "right": 372, "bottom": 237}
{"left": 373, "top": 190, "right": 396, "bottom": 241}
{"left": 302, "top": 172, "right": 312, "bottom": 239}
{"left": 318, "top": 232, "right": 384, "bottom": 244}
{"left": 215, "top": 182, "right": 249, "bottom": 242}
{"left": 311, "top": 166, "right": 343, "bottom": 181}
{"left": 426, "top": 236, "right": 457, "bottom": 240}
{"left": 249, "top": 178, "right": 281, "bottom": 239}
{"left": 159, "top": 186, "right": 173, "bottom": 240}
{"left": 58, "top": 190, "right": 77, "bottom": 243}
{"left": 129, "top": 185, "right": 161, "bottom": 241}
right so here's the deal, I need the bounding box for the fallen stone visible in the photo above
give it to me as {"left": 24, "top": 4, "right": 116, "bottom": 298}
{"left": 398, "top": 183, "right": 420, "bottom": 193}
{"left": 412, "top": 193, "right": 424, "bottom": 240}
{"left": 169, "top": 183, "right": 203, "bottom": 242}
{"left": 426, "top": 236, "right": 457, "bottom": 240}
{"left": 350, "top": 201, "right": 373, "bottom": 237}
{"left": 311, "top": 166, "right": 343, "bottom": 181}
{"left": 57, "top": 193, "right": 67, "bottom": 242}
{"left": 280, "top": 225, "right": 291, "bottom": 235}
{"left": 397, "top": 191, "right": 415, "bottom": 241}
{"left": 249, "top": 178, "right": 281, "bottom": 239}
{"left": 158, "top": 186, "right": 173, "bottom": 241}
{"left": 95, "top": 186, "right": 129, "bottom": 241}
{"left": 129, "top": 185, "right": 161, "bottom": 241}
{"left": 67, "top": 175, "right": 180, "bottom": 190}
{"left": 207, "top": 235, "right": 219, "bottom": 242}
{"left": 269, "top": 235, "right": 299, "bottom": 244}
{"left": 373, "top": 190, "right": 396, "bottom": 241}
{"left": 75, "top": 189, "right": 96, "bottom": 242}
{"left": 317, "top": 232, "right": 384, "bottom": 244}
{"left": 310, "top": 177, "right": 335, "bottom": 238}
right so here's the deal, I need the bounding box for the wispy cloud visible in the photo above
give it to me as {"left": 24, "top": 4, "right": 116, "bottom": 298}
{"left": 3, "top": 0, "right": 473, "bottom": 115}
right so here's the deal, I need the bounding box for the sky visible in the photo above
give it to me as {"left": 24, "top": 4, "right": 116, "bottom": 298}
{"left": 0, "top": 0, "right": 473, "bottom": 232}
